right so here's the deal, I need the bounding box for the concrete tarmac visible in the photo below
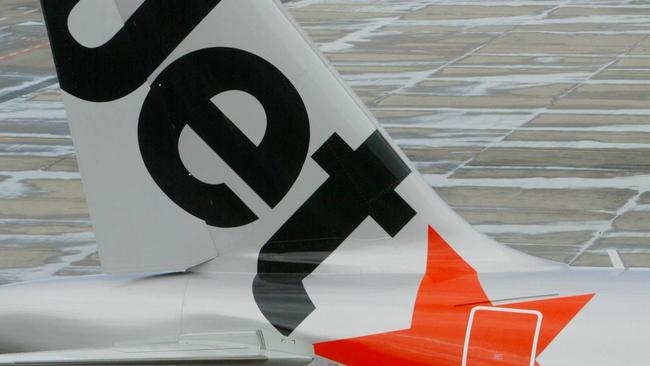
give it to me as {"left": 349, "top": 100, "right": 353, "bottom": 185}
{"left": 1, "top": 0, "right": 650, "bottom": 282}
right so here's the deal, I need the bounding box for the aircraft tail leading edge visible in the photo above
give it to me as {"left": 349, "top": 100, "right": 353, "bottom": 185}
{"left": 40, "top": 0, "right": 561, "bottom": 278}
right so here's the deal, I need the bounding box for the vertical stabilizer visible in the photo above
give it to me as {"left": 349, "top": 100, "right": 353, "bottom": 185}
{"left": 41, "top": 0, "right": 561, "bottom": 320}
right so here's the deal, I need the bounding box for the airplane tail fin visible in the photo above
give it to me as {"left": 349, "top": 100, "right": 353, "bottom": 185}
{"left": 41, "top": 0, "right": 559, "bottom": 277}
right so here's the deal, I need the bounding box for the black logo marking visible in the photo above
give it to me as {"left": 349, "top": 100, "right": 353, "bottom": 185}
{"left": 43, "top": 1, "right": 311, "bottom": 227}
{"left": 138, "top": 48, "right": 310, "bottom": 227}
{"left": 253, "top": 131, "right": 416, "bottom": 335}
{"left": 41, "top": 0, "right": 221, "bottom": 102}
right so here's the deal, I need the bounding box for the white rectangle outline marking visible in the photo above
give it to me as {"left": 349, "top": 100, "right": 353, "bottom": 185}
{"left": 462, "top": 306, "right": 543, "bottom": 366}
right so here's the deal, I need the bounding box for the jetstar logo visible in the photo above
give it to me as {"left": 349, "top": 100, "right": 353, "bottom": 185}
{"left": 43, "top": 0, "right": 416, "bottom": 336}
{"left": 315, "top": 227, "right": 594, "bottom": 366}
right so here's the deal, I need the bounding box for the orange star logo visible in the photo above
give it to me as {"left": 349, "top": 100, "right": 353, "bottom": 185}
{"left": 316, "top": 226, "right": 594, "bottom": 366}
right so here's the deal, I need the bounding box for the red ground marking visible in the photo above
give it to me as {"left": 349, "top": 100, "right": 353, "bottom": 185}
{"left": 0, "top": 42, "right": 50, "bottom": 62}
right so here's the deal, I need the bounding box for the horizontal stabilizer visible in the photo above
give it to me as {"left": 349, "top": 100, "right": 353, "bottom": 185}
{"left": 0, "top": 331, "right": 313, "bottom": 366}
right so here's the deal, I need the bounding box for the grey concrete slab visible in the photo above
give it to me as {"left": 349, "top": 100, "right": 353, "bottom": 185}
{"left": 436, "top": 186, "right": 636, "bottom": 212}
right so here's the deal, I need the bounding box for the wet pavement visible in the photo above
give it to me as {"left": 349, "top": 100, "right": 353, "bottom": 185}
{"left": 1, "top": 0, "right": 650, "bottom": 282}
